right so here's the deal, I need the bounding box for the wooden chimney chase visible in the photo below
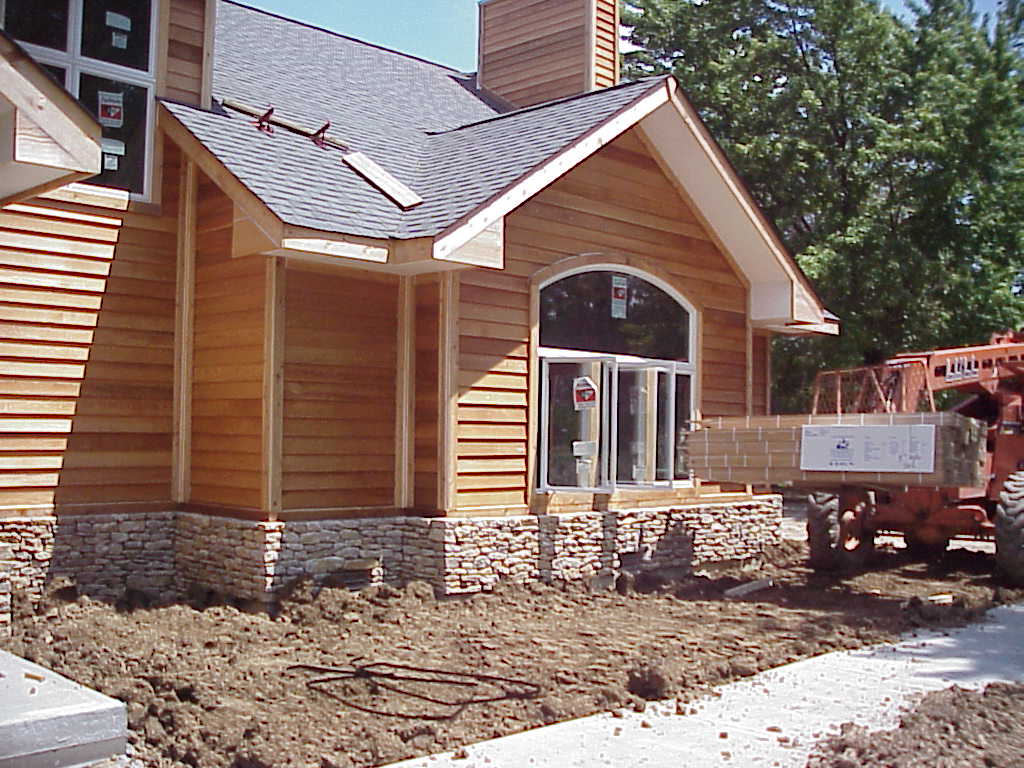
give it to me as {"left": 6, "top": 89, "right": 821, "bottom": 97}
{"left": 478, "top": 0, "right": 620, "bottom": 108}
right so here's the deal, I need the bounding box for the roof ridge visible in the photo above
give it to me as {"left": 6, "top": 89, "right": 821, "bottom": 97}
{"left": 220, "top": 0, "right": 472, "bottom": 75}
{"left": 426, "top": 76, "right": 669, "bottom": 136}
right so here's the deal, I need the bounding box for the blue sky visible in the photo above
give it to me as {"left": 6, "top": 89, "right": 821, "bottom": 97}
{"left": 246, "top": 0, "right": 1008, "bottom": 72}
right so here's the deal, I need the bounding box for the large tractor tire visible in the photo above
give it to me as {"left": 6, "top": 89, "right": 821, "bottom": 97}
{"left": 807, "top": 491, "right": 875, "bottom": 571}
{"left": 995, "top": 470, "right": 1024, "bottom": 586}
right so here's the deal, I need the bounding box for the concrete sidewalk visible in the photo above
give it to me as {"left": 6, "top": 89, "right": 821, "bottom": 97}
{"left": 385, "top": 603, "right": 1024, "bottom": 768}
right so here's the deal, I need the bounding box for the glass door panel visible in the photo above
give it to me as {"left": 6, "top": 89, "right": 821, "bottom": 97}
{"left": 542, "top": 359, "right": 606, "bottom": 490}
{"left": 655, "top": 370, "right": 674, "bottom": 481}
{"left": 616, "top": 367, "right": 649, "bottom": 483}
{"left": 674, "top": 373, "right": 693, "bottom": 480}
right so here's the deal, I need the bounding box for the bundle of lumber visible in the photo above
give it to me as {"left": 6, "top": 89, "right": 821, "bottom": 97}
{"left": 688, "top": 412, "right": 987, "bottom": 488}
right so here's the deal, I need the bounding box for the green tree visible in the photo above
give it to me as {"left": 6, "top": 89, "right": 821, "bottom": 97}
{"left": 624, "top": 0, "right": 1024, "bottom": 411}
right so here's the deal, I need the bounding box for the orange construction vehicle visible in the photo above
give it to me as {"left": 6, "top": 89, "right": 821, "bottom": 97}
{"left": 805, "top": 330, "right": 1024, "bottom": 583}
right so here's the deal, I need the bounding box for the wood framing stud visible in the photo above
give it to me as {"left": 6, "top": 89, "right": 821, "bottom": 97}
{"left": 172, "top": 158, "right": 197, "bottom": 503}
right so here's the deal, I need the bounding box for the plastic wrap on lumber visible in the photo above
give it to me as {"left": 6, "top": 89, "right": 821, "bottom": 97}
{"left": 688, "top": 413, "right": 987, "bottom": 489}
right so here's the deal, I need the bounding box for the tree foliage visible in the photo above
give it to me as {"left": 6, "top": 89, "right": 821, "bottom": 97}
{"left": 624, "top": 0, "right": 1024, "bottom": 411}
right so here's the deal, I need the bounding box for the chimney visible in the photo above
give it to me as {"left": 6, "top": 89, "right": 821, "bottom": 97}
{"left": 477, "top": 0, "right": 619, "bottom": 109}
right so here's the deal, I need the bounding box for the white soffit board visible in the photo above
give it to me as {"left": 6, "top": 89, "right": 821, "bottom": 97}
{"left": 638, "top": 89, "right": 828, "bottom": 329}
{"left": 278, "top": 237, "right": 389, "bottom": 263}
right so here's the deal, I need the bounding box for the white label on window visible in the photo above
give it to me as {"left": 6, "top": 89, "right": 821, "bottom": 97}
{"left": 97, "top": 92, "right": 124, "bottom": 128}
{"left": 100, "top": 138, "right": 126, "bottom": 156}
{"left": 105, "top": 11, "right": 132, "bottom": 31}
{"left": 799, "top": 424, "right": 936, "bottom": 473}
{"left": 111, "top": 31, "right": 128, "bottom": 49}
{"left": 572, "top": 376, "right": 598, "bottom": 410}
{"left": 572, "top": 440, "right": 597, "bottom": 457}
{"left": 611, "top": 275, "right": 628, "bottom": 319}
{"left": 103, "top": 154, "right": 120, "bottom": 171}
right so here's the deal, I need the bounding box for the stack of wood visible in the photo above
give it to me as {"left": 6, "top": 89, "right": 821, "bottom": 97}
{"left": 688, "top": 412, "right": 987, "bottom": 488}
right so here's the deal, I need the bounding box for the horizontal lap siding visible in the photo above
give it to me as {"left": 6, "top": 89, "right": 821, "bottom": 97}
{"left": 594, "top": 0, "right": 618, "bottom": 88}
{"left": 480, "top": 0, "right": 587, "bottom": 107}
{"left": 0, "top": 162, "right": 178, "bottom": 510}
{"left": 456, "top": 271, "right": 530, "bottom": 510}
{"left": 163, "top": 0, "right": 206, "bottom": 105}
{"left": 190, "top": 177, "right": 264, "bottom": 510}
{"left": 454, "top": 127, "right": 748, "bottom": 511}
{"left": 282, "top": 270, "right": 397, "bottom": 511}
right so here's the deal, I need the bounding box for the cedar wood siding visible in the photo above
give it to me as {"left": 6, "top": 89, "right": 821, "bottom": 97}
{"left": 189, "top": 176, "right": 265, "bottom": 510}
{"left": 479, "top": 0, "right": 618, "bottom": 107}
{"left": 479, "top": 0, "right": 589, "bottom": 108}
{"left": 454, "top": 127, "right": 749, "bottom": 513}
{"left": 164, "top": 0, "right": 209, "bottom": 105}
{"left": 0, "top": 0, "right": 214, "bottom": 515}
{"left": 0, "top": 143, "right": 180, "bottom": 513}
{"left": 413, "top": 276, "right": 440, "bottom": 510}
{"left": 593, "top": 0, "right": 618, "bottom": 89}
{"left": 281, "top": 268, "right": 398, "bottom": 513}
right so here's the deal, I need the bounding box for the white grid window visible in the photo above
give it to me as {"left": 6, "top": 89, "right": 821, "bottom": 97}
{"left": 2, "top": 0, "right": 158, "bottom": 199}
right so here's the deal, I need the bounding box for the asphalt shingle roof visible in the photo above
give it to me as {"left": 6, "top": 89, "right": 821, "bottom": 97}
{"left": 160, "top": 0, "right": 666, "bottom": 240}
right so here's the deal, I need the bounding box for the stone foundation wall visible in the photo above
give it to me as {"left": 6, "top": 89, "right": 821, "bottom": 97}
{"left": 0, "top": 513, "right": 176, "bottom": 606}
{"left": 0, "top": 496, "right": 782, "bottom": 623}
{"left": 428, "top": 498, "right": 782, "bottom": 593}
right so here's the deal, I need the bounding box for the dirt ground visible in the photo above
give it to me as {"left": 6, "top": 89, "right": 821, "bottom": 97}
{"left": 4, "top": 539, "right": 1022, "bottom": 768}
{"left": 808, "top": 682, "right": 1024, "bottom": 767}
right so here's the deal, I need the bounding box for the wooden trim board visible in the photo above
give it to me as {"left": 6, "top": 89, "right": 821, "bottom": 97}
{"left": 172, "top": 158, "right": 197, "bottom": 502}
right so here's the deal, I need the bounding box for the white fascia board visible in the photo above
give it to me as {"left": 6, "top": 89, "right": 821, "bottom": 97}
{"left": 640, "top": 85, "right": 831, "bottom": 331}
{"left": 431, "top": 79, "right": 671, "bottom": 262}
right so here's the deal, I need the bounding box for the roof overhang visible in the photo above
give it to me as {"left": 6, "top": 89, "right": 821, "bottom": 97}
{"left": 0, "top": 32, "right": 102, "bottom": 205}
{"left": 432, "top": 77, "right": 838, "bottom": 336}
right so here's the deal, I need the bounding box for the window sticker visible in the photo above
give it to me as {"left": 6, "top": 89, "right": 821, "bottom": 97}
{"left": 572, "top": 376, "right": 598, "bottom": 410}
{"left": 111, "top": 31, "right": 128, "bottom": 49}
{"left": 105, "top": 11, "right": 132, "bottom": 31}
{"left": 97, "top": 91, "right": 124, "bottom": 128}
{"left": 103, "top": 154, "right": 120, "bottom": 171}
{"left": 611, "top": 275, "right": 628, "bottom": 319}
{"left": 100, "top": 138, "right": 125, "bottom": 156}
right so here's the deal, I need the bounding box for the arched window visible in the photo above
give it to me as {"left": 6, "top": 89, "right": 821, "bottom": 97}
{"left": 538, "top": 268, "right": 697, "bottom": 491}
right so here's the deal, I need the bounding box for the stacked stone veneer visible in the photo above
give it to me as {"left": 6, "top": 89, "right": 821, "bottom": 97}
{"left": 0, "top": 512, "right": 177, "bottom": 635}
{"left": 0, "top": 497, "right": 781, "bottom": 627}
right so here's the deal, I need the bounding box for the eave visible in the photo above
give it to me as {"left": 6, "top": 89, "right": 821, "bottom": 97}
{"left": 0, "top": 33, "right": 102, "bottom": 206}
{"left": 431, "top": 77, "right": 839, "bottom": 336}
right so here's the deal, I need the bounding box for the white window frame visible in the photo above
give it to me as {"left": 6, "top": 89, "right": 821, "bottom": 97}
{"left": 536, "top": 265, "right": 700, "bottom": 494}
{"left": 0, "top": 0, "right": 160, "bottom": 201}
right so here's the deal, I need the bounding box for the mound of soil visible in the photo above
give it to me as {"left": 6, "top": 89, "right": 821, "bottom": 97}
{"left": 809, "top": 682, "right": 1024, "bottom": 767}
{"left": 2, "top": 542, "right": 1019, "bottom": 768}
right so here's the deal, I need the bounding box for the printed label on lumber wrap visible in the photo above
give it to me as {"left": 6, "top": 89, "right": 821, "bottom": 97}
{"left": 799, "top": 424, "right": 936, "bottom": 473}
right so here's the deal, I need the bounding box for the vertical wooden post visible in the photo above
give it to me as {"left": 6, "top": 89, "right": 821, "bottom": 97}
{"left": 262, "top": 256, "right": 284, "bottom": 520}
{"left": 745, "top": 319, "right": 753, "bottom": 414}
{"left": 200, "top": 0, "right": 218, "bottom": 110}
{"left": 171, "top": 158, "right": 197, "bottom": 504}
{"left": 394, "top": 275, "right": 415, "bottom": 510}
{"left": 584, "top": 0, "right": 597, "bottom": 92}
{"left": 526, "top": 278, "right": 540, "bottom": 507}
{"left": 437, "top": 271, "right": 459, "bottom": 514}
